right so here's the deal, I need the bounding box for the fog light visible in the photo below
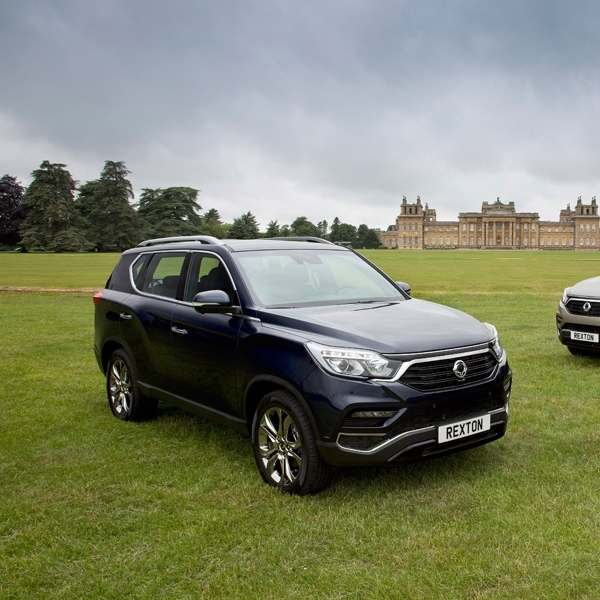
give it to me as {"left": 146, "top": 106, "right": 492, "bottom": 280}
{"left": 351, "top": 410, "right": 398, "bottom": 419}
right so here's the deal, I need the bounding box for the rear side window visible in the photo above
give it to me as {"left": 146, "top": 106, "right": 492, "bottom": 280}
{"left": 141, "top": 252, "right": 187, "bottom": 299}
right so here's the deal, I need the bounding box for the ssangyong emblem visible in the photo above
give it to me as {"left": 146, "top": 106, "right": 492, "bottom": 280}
{"left": 453, "top": 360, "right": 468, "bottom": 380}
{"left": 583, "top": 302, "right": 592, "bottom": 313}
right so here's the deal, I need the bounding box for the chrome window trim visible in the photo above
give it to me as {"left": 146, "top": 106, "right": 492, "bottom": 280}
{"left": 129, "top": 249, "right": 240, "bottom": 308}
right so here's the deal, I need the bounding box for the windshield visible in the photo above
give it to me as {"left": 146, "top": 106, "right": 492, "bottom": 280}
{"left": 233, "top": 249, "right": 405, "bottom": 308}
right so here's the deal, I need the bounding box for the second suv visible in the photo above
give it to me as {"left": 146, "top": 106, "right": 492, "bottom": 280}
{"left": 557, "top": 276, "right": 600, "bottom": 355}
{"left": 94, "top": 236, "right": 511, "bottom": 494}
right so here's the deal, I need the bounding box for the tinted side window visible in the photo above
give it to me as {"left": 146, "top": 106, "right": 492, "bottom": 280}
{"left": 141, "top": 252, "right": 187, "bottom": 299}
{"left": 184, "top": 253, "right": 235, "bottom": 302}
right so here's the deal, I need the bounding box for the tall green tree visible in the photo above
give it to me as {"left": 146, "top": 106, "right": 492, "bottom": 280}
{"left": 290, "top": 216, "right": 320, "bottom": 237}
{"left": 330, "top": 217, "right": 341, "bottom": 243}
{"left": 356, "top": 224, "right": 380, "bottom": 248}
{"left": 200, "top": 208, "right": 228, "bottom": 238}
{"left": 264, "top": 220, "right": 281, "bottom": 237}
{"left": 137, "top": 186, "right": 202, "bottom": 238}
{"left": 77, "top": 161, "right": 144, "bottom": 251}
{"left": 338, "top": 222, "right": 357, "bottom": 244}
{"left": 227, "top": 211, "right": 260, "bottom": 239}
{"left": 20, "top": 161, "right": 91, "bottom": 252}
{"left": 0, "top": 175, "right": 27, "bottom": 247}
{"left": 317, "top": 220, "right": 328, "bottom": 239}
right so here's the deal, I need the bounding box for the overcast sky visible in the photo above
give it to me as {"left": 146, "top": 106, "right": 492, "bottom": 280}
{"left": 1, "top": 0, "right": 599, "bottom": 229}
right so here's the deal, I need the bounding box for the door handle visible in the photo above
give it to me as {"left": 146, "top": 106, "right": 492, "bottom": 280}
{"left": 119, "top": 313, "right": 133, "bottom": 321}
{"left": 171, "top": 326, "right": 188, "bottom": 335}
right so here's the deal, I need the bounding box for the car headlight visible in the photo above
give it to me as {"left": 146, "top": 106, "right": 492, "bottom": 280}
{"left": 484, "top": 323, "right": 504, "bottom": 361}
{"left": 562, "top": 288, "right": 570, "bottom": 306}
{"left": 306, "top": 342, "right": 401, "bottom": 379}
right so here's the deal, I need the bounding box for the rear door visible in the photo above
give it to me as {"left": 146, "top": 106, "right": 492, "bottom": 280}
{"left": 119, "top": 251, "right": 187, "bottom": 391}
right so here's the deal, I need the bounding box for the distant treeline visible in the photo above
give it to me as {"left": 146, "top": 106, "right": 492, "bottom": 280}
{"left": 0, "top": 161, "right": 382, "bottom": 252}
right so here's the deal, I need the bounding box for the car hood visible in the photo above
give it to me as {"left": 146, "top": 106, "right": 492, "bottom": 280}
{"left": 258, "top": 298, "right": 493, "bottom": 354}
{"left": 568, "top": 276, "right": 600, "bottom": 299}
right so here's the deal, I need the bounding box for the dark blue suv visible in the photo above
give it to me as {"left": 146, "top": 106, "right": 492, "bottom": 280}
{"left": 94, "top": 236, "right": 511, "bottom": 494}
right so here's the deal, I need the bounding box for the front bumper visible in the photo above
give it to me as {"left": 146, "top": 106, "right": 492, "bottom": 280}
{"left": 303, "top": 352, "right": 512, "bottom": 467}
{"left": 556, "top": 303, "right": 600, "bottom": 352}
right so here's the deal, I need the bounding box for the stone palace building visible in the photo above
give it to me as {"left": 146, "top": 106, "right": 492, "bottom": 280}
{"left": 379, "top": 196, "right": 600, "bottom": 250}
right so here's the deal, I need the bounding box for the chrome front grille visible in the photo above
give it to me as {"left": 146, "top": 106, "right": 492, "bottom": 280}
{"left": 566, "top": 299, "right": 600, "bottom": 317}
{"left": 400, "top": 351, "right": 497, "bottom": 391}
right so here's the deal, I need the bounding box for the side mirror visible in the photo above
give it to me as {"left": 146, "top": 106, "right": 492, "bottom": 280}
{"left": 396, "top": 281, "right": 411, "bottom": 296}
{"left": 193, "top": 290, "right": 240, "bottom": 314}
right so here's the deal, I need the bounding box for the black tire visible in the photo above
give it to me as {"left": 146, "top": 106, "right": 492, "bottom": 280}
{"left": 106, "top": 349, "right": 158, "bottom": 422}
{"left": 252, "top": 390, "right": 333, "bottom": 495}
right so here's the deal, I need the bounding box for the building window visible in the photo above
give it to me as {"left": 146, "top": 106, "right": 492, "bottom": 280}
{"left": 593, "top": 224, "right": 596, "bottom": 232}
{"left": 453, "top": 236, "right": 457, "bottom": 245}
{"left": 580, "top": 224, "right": 584, "bottom": 232}
{"left": 403, "top": 223, "right": 407, "bottom": 231}
{"left": 540, "top": 237, "right": 544, "bottom": 246}
{"left": 403, "top": 236, "right": 407, "bottom": 245}
{"left": 469, "top": 224, "right": 474, "bottom": 232}
{"left": 488, "top": 237, "right": 493, "bottom": 245}
{"left": 415, "top": 236, "right": 418, "bottom": 245}
{"left": 562, "top": 237, "right": 566, "bottom": 245}
{"left": 516, "top": 224, "right": 520, "bottom": 231}
{"left": 432, "top": 236, "right": 436, "bottom": 245}
{"left": 415, "top": 223, "right": 419, "bottom": 231}
{"left": 462, "top": 236, "right": 466, "bottom": 245}
{"left": 586, "top": 224, "right": 590, "bottom": 232}
{"left": 425, "top": 236, "right": 429, "bottom": 245}
{"left": 524, "top": 224, "right": 528, "bottom": 232}
{"left": 540, "top": 227, "right": 544, "bottom": 232}
{"left": 446, "top": 236, "right": 450, "bottom": 245}
{"left": 470, "top": 236, "right": 474, "bottom": 246}
{"left": 504, "top": 237, "right": 509, "bottom": 246}
{"left": 580, "top": 238, "right": 584, "bottom": 246}
{"left": 593, "top": 238, "right": 596, "bottom": 246}
{"left": 570, "top": 237, "right": 574, "bottom": 245}
{"left": 586, "top": 238, "right": 590, "bottom": 246}
{"left": 462, "top": 224, "right": 466, "bottom": 232}
{"left": 524, "top": 238, "right": 528, "bottom": 246}
{"left": 532, "top": 224, "right": 536, "bottom": 231}
{"left": 554, "top": 237, "right": 558, "bottom": 246}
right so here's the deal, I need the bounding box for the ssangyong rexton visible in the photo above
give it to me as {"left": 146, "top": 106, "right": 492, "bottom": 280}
{"left": 94, "top": 236, "right": 511, "bottom": 494}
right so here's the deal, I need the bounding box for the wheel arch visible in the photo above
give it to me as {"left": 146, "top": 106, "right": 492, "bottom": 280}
{"left": 101, "top": 339, "right": 125, "bottom": 373}
{"left": 244, "top": 375, "right": 322, "bottom": 441}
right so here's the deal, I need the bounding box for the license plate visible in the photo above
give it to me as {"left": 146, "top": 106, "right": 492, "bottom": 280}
{"left": 571, "top": 331, "right": 599, "bottom": 343}
{"left": 438, "top": 414, "right": 491, "bottom": 444}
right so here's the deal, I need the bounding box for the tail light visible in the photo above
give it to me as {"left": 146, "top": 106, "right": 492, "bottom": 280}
{"left": 93, "top": 292, "right": 103, "bottom": 306}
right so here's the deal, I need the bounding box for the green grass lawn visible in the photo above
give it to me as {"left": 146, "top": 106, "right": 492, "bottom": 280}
{"left": 2, "top": 251, "right": 600, "bottom": 599}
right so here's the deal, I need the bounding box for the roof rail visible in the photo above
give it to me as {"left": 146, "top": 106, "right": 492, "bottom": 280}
{"left": 137, "top": 235, "right": 222, "bottom": 247}
{"left": 263, "top": 236, "right": 333, "bottom": 244}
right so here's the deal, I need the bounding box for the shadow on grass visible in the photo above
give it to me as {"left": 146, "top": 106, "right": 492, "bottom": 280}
{"left": 144, "top": 401, "right": 507, "bottom": 498}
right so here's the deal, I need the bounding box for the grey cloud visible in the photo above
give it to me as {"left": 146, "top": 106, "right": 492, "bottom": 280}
{"left": 1, "top": 0, "right": 599, "bottom": 227}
